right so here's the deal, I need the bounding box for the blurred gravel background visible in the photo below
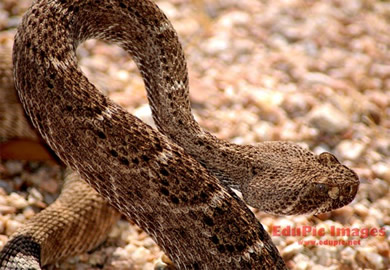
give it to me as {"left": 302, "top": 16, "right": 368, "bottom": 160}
{"left": 0, "top": 0, "right": 389, "bottom": 269}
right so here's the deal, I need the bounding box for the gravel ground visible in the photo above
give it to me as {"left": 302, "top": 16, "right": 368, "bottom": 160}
{"left": 0, "top": 0, "right": 389, "bottom": 269}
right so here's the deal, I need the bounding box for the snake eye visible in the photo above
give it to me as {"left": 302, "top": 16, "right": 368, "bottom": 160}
{"left": 315, "top": 183, "right": 329, "bottom": 194}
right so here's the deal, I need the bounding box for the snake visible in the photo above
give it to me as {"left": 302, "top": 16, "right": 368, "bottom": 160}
{"left": 0, "top": 0, "right": 359, "bottom": 269}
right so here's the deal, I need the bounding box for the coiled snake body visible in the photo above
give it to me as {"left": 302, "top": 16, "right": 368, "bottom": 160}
{"left": 0, "top": 0, "right": 359, "bottom": 269}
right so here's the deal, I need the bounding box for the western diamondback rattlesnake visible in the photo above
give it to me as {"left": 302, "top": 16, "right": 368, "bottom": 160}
{"left": 0, "top": 0, "right": 359, "bottom": 269}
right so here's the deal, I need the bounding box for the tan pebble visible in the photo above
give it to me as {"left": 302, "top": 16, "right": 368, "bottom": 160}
{"left": 362, "top": 249, "right": 384, "bottom": 269}
{"left": 157, "top": 2, "right": 177, "bottom": 18}
{"left": 291, "top": 216, "right": 310, "bottom": 226}
{"left": 367, "top": 207, "right": 383, "bottom": 224}
{"left": 14, "top": 213, "right": 27, "bottom": 223}
{"left": 316, "top": 212, "right": 332, "bottom": 221}
{"left": 88, "top": 252, "right": 105, "bottom": 266}
{"left": 108, "top": 224, "right": 123, "bottom": 238}
{"left": 316, "top": 245, "right": 336, "bottom": 266}
{"left": 0, "top": 205, "right": 16, "bottom": 215}
{"left": 124, "top": 244, "right": 137, "bottom": 254}
{"left": 113, "top": 247, "right": 128, "bottom": 258}
{"left": 77, "top": 253, "right": 89, "bottom": 263}
{"left": 155, "top": 257, "right": 169, "bottom": 269}
{"left": 0, "top": 235, "right": 8, "bottom": 249}
{"left": 260, "top": 216, "right": 274, "bottom": 229}
{"left": 28, "top": 187, "right": 44, "bottom": 204}
{"left": 336, "top": 140, "right": 366, "bottom": 161}
{"left": 161, "top": 254, "right": 173, "bottom": 265}
{"left": 132, "top": 239, "right": 147, "bottom": 247}
{"left": 153, "top": 254, "right": 175, "bottom": 270}
{"left": 109, "top": 259, "right": 135, "bottom": 269}
{"left": 293, "top": 253, "right": 311, "bottom": 270}
{"left": 285, "top": 236, "right": 299, "bottom": 246}
{"left": 253, "top": 122, "right": 273, "bottom": 141}
{"left": 366, "top": 90, "right": 390, "bottom": 109}
{"left": 40, "top": 179, "right": 59, "bottom": 193}
{"left": 7, "top": 192, "right": 28, "bottom": 209}
{"left": 133, "top": 104, "right": 155, "bottom": 127}
{"left": 142, "top": 262, "right": 155, "bottom": 270}
{"left": 364, "top": 179, "right": 388, "bottom": 202}
{"left": 5, "top": 219, "right": 21, "bottom": 235}
{"left": 5, "top": 161, "right": 23, "bottom": 175}
{"left": 352, "top": 167, "right": 373, "bottom": 181}
{"left": 274, "top": 218, "right": 295, "bottom": 228}
{"left": 362, "top": 217, "right": 380, "bottom": 229}
{"left": 115, "top": 70, "right": 130, "bottom": 82}
{"left": 372, "top": 162, "right": 390, "bottom": 183}
{"left": 332, "top": 205, "right": 354, "bottom": 224}
{"left": 0, "top": 219, "right": 5, "bottom": 234}
{"left": 340, "top": 246, "right": 357, "bottom": 263}
{"left": 270, "top": 236, "right": 285, "bottom": 247}
{"left": 0, "top": 195, "right": 7, "bottom": 205}
{"left": 131, "top": 247, "right": 151, "bottom": 265}
{"left": 371, "top": 63, "right": 390, "bottom": 78}
{"left": 282, "top": 242, "right": 304, "bottom": 260}
{"left": 354, "top": 203, "right": 369, "bottom": 218}
{"left": 34, "top": 201, "right": 47, "bottom": 209}
{"left": 376, "top": 241, "right": 390, "bottom": 258}
{"left": 143, "top": 237, "right": 157, "bottom": 248}
{"left": 23, "top": 206, "right": 36, "bottom": 219}
{"left": 308, "top": 104, "right": 350, "bottom": 134}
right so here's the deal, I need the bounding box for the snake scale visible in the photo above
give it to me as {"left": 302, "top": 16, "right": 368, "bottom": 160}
{"left": 0, "top": 0, "right": 359, "bottom": 269}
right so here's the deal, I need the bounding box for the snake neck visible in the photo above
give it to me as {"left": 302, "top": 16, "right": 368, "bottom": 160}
{"left": 174, "top": 130, "right": 252, "bottom": 190}
{"left": 149, "top": 87, "right": 250, "bottom": 189}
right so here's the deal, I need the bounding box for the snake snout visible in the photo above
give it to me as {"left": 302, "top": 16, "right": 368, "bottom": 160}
{"left": 330, "top": 183, "right": 359, "bottom": 209}
{"left": 344, "top": 183, "right": 359, "bottom": 198}
{"left": 329, "top": 183, "right": 359, "bottom": 201}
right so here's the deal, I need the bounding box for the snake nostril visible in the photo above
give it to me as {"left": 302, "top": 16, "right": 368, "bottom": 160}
{"left": 351, "top": 184, "right": 358, "bottom": 195}
{"left": 345, "top": 184, "right": 358, "bottom": 196}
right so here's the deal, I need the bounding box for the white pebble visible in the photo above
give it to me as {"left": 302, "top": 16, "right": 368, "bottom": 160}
{"left": 336, "top": 140, "right": 365, "bottom": 161}
{"left": 5, "top": 220, "right": 21, "bottom": 235}
{"left": 7, "top": 193, "right": 28, "bottom": 209}
{"left": 340, "top": 246, "right": 356, "bottom": 263}
{"left": 282, "top": 242, "right": 304, "bottom": 258}
{"left": 131, "top": 247, "right": 151, "bottom": 265}
{"left": 308, "top": 104, "right": 350, "bottom": 134}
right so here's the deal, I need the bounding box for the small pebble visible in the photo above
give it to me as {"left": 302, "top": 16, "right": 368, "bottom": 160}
{"left": 282, "top": 242, "right": 304, "bottom": 260}
{"left": 336, "top": 140, "right": 366, "bottom": 161}
{"left": 308, "top": 104, "right": 350, "bottom": 134}
{"left": 7, "top": 192, "right": 28, "bottom": 209}
{"left": 5, "top": 219, "right": 21, "bottom": 235}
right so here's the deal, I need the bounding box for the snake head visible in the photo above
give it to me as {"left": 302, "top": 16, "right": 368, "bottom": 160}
{"left": 240, "top": 142, "right": 360, "bottom": 215}
{"left": 308, "top": 152, "right": 359, "bottom": 214}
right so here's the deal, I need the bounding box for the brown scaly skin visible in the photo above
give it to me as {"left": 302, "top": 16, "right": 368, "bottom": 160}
{"left": 0, "top": 0, "right": 359, "bottom": 268}
{"left": 0, "top": 47, "right": 121, "bottom": 269}
{"left": 0, "top": 51, "right": 37, "bottom": 142}
{"left": 6, "top": 0, "right": 287, "bottom": 269}
{"left": 0, "top": 171, "right": 121, "bottom": 269}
